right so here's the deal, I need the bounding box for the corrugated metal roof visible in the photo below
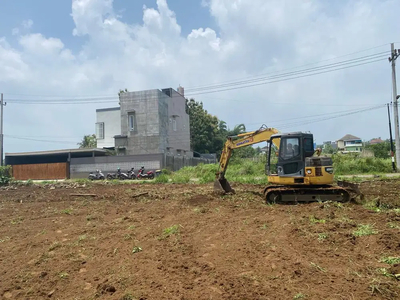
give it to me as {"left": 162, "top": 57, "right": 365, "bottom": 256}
{"left": 5, "top": 148, "right": 108, "bottom": 157}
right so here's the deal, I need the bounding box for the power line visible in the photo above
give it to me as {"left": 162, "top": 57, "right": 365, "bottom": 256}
{"left": 4, "top": 47, "right": 391, "bottom": 104}
{"left": 185, "top": 57, "right": 387, "bottom": 96}
{"left": 5, "top": 135, "right": 79, "bottom": 144}
{"left": 275, "top": 105, "right": 385, "bottom": 130}
{"left": 185, "top": 44, "right": 391, "bottom": 90}
{"left": 200, "top": 96, "right": 380, "bottom": 107}
{"left": 185, "top": 52, "right": 388, "bottom": 93}
{"left": 245, "top": 105, "right": 379, "bottom": 127}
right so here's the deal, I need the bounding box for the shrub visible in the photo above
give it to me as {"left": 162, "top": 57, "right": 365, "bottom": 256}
{"left": 0, "top": 166, "right": 11, "bottom": 185}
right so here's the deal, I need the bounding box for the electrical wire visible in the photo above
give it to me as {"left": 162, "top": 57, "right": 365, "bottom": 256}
{"left": 185, "top": 57, "right": 387, "bottom": 96}
{"left": 4, "top": 46, "right": 391, "bottom": 104}
{"left": 184, "top": 44, "right": 391, "bottom": 89}
{"left": 6, "top": 105, "right": 384, "bottom": 143}
{"left": 185, "top": 52, "right": 389, "bottom": 92}
{"left": 5, "top": 135, "right": 79, "bottom": 144}
{"left": 274, "top": 105, "right": 385, "bottom": 130}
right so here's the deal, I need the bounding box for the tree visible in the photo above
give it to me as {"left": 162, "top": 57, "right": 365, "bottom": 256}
{"left": 77, "top": 134, "right": 97, "bottom": 148}
{"left": 227, "top": 123, "right": 246, "bottom": 136}
{"left": 322, "top": 143, "right": 336, "bottom": 154}
{"left": 186, "top": 98, "right": 225, "bottom": 155}
{"left": 365, "top": 140, "right": 394, "bottom": 159}
{"left": 118, "top": 88, "right": 128, "bottom": 97}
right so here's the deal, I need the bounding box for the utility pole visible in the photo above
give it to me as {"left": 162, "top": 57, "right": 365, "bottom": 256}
{"left": 389, "top": 43, "right": 400, "bottom": 171}
{"left": 388, "top": 103, "right": 396, "bottom": 171}
{"left": 0, "top": 93, "right": 4, "bottom": 166}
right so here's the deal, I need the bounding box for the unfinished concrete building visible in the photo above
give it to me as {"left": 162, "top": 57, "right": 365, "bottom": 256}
{"left": 95, "top": 87, "right": 192, "bottom": 157}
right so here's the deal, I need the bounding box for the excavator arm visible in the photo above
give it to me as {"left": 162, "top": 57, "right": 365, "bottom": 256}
{"left": 214, "top": 125, "right": 279, "bottom": 193}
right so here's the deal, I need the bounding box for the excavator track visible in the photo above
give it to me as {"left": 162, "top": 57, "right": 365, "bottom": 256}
{"left": 263, "top": 184, "right": 361, "bottom": 204}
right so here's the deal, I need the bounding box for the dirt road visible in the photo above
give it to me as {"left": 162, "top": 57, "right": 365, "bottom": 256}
{"left": 0, "top": 180, "right": 399, "bottom": 299}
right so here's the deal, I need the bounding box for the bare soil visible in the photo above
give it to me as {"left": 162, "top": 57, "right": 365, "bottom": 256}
{"left": 0, "top": 180, "right": 399, "bottom": 300}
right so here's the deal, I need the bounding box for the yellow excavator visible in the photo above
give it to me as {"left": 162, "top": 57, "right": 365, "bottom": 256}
{"left": 214, "top": 125, "right": 363, "bottom": 203}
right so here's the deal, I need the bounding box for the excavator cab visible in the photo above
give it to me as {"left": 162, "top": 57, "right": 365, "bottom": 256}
{"left": 266, "top": 132, "right": 315, "bottom": 177}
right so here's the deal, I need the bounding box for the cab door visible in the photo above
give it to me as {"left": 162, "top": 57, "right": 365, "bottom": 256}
{"left": 276, "top": 136, "right": 304, "bottom": 177}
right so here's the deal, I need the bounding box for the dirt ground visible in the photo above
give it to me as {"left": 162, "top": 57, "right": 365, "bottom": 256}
{"left": 0, "top": 179, "right": 399, "bottom": 300}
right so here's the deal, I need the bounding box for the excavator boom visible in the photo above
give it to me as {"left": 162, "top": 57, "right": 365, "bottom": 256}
{"left": 214, "top": 125, "right": 279, "bottom": 194}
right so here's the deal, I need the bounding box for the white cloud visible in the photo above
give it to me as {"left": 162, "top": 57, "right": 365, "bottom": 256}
{"left": 1, "top": 0, "right": 400, "bottom": 153}
{"left": 22, "top": 19, "right": 33, "bottom": 29}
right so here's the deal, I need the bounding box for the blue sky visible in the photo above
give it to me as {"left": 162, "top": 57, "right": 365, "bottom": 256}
{"left": 0, "top": 0, "right": 214, "bottom": 53}
{"left": 0, "top": 0, "right": 400, "bottom": 153}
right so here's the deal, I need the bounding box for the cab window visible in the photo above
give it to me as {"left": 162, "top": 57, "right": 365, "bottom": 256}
{"left": 280, "top": 137, "right": 300, "bottom": 160}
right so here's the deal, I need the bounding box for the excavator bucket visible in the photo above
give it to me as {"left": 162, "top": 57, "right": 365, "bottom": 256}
{"left": 214, "top": 178, "right": 235, "bottom": 194}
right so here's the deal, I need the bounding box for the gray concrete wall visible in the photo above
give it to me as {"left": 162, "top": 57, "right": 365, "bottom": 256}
{"left": 96, "top": 107, "right": 121, "bottom": 148}
{"left": 158, "top": 92, "right": 169, "bottom": 154}
{"left": 69, "top": 153, "right": 215, "bottom": 178}
{"left": 70, "top": 153, "right": 164, "bottom": 179}
{"left": 167, "top": 89, "right": 191, "bottom": 155}
{"left": 164, "top": 154, "right": 216, "bottom": 171}
{"left": 120, "top": 90, "right": 161, "bottom": 155}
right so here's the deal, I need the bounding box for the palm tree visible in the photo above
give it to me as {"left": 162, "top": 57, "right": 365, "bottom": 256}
{"left": 228, "top": 123, "right": 246, "bottom": 136}
{"left": 77, "top": 134, "right": 97, "bottom": 148}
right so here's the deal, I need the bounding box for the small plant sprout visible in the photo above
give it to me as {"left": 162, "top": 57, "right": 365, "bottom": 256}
{"left": 318, "top": 233, "right": 328, "bottom": 241}
{"left": 132, "top": 246, "right": 142, "bottom": 254}
{"left": 162, "top": 225, "right": 180, "bottom": 238}
{"left": 353, "top": 224, "right": 378, "bottom": 237}
{"left": 310, "top": 262, "right": 327, "bottom": 273}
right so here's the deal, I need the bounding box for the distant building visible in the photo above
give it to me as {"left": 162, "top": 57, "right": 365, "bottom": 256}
{"left": 323, "top": 141, "right": 338, "bottom": 150}
{"left": 95, "top": 87, "right": 192, "bottom": 157}
{"left": 369, "top": 137, "right": 384, "bottom": 145}
{"left": 337, "top": 134, "right": 363, "bottom": 153}
{"left": 96, "top": 107, "right": 120, "bottom": 149}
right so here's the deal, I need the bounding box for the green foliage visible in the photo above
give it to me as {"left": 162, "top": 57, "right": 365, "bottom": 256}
{"left": 186, "top": 98, "right": 260, "bottom": 159}
{"left": 332, "top": 153, "right": 392, "bottom": 175}
{"left": 118, "top": 88, "right": 128, "bottom": 96}
{"left": 154, "top": 174, "right": 169, "bottom": 183}
{"left": 364, "top": 140, "right": 394, "bottom": 159}
{"left": 77, "top": 134, "right": 97, "bottom": 148}
{"left": 353, "top": 224, "right": 378, "bottom": 237}
{"left": 0, "top": 166, "right": 11, "bottom": 185}
{"left": 322, "top": 143, "right": 336, "bottom": 154}
{"left": 379, "top": 256, "right": 400, "bottom": 265}
{"left": 186, "top": 98, "right": 224, "bottom": 155}
{"left": 162, "top": 225, "right": 179, "bottom": 238}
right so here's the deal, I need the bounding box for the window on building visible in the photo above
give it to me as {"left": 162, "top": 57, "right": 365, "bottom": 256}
{"left": 172, "top": 118, "right": 177, "bottom": 131}
{"left": 128, "top": 112, "right": 135, "bottom": 131}
{"left": 95, "top": 122, "right": 104, "bottom": 139}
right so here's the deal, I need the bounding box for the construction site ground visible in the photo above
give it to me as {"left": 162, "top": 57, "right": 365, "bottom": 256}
{"left": 0, "top": 179, "right": 399, "bottom": 300}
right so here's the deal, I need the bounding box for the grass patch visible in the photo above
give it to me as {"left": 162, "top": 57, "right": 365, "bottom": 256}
{"left": 161, "top": 225, "right": 180, "bottom": 239}
{"left": 11, "top": 217, "right": 24, "bottom": 225}
{"left": 353, "top": 224, "right": 378, "bottom": 237}
{"left": 60, "top": 208, "right": 73, "bottom": 215}
{"left": 293, "top": 293, "right": 306, "bottom": 300}
{"left": 380, "top": 256, "right": 400, "bottom": 265}
{"left": 309, "top": 215, "right": 326, "bottom": 224}
{"left": 387, "top": 222, "right": 400, "bottom": 229}
{"left": 48, "top": 241, "right": 62, "bottom": 251}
